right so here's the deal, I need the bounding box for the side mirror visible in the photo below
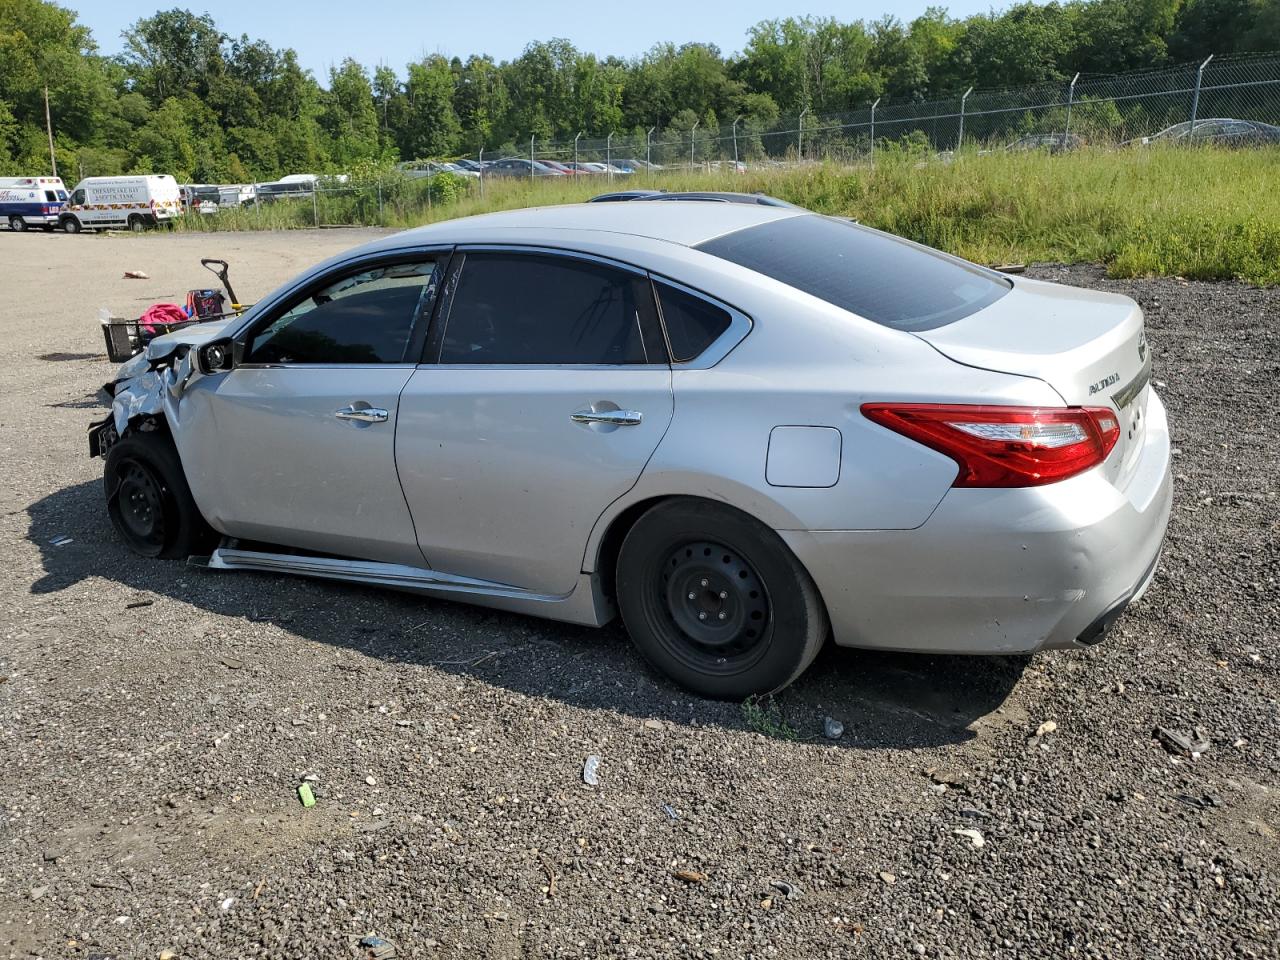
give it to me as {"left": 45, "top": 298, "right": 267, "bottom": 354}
{"left": 195, "top": 337, "right": 235, "bottom": 375}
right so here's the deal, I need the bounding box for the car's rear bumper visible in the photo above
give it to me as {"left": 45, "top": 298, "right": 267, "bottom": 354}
{"left": 780, "top": 390, "right": 1173, "bottom": 655}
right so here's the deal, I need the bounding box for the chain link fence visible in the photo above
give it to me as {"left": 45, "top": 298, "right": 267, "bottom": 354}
{"left": 480, "top": 52, "right": 1280, "bottom": 178}
{"left": 183, "top": 52, "right": 1279, "bottom": 228}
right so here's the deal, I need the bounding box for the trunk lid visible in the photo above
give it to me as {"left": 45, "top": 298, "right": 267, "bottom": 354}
{"left": 915, "top": 277, "right": 1152, "bottom": 484}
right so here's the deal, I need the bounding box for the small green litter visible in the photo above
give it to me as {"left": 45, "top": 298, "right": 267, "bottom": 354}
{"left": 297, "top": 783, "right": 316, "bottom": 808}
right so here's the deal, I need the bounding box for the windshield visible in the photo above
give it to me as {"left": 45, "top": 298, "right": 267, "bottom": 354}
{"left": 694, "top": 215, "right": 1010, "bottom": 332}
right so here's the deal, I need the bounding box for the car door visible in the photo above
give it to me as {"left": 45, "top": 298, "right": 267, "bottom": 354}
{"left": 395, "top": 248, "right": 674, "bottom": 595}
{"left": 175, "top": 253, "right": 447, "bottom": 566}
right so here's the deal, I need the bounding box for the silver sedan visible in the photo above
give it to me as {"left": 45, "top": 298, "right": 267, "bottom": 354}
{"left": 91, "top": 203, "right": 1172, "bottom": 698}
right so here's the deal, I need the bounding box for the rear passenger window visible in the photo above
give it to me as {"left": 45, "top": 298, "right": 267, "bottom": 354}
{"left": 655, "top": 282, "right": 732, "bottom": 361}
{"left": 441, "top": 253, "right": 650, "bottom": 364}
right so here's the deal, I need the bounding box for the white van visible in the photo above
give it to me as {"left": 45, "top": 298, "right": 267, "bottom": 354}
{"left": 62, "top": 175, "right": 183, "bottom": 233}
{"left": 0, "top": 176, "right": 68, "bottom": 231}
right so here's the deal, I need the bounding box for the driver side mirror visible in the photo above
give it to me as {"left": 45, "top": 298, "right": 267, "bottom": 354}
{"left": 194, "top": 337, "right": 235, "bottom": 375}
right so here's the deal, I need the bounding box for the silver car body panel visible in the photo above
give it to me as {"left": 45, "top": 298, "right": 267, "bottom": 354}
{"left": 98, "top": 202, "right": 1173, "bottom": 655}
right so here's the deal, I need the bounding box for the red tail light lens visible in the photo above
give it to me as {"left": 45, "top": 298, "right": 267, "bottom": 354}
{"left": 861, "top": 403, "right": 1121, "bottom": 487}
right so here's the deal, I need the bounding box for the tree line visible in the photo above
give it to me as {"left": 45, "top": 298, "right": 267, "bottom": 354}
{"left": 1, "top": 0, "right": 1276, "bottom": 182}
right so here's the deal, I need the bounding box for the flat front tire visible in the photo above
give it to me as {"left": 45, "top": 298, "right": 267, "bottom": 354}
{"left": 104, "top": 432, "right": 214, "bottom": 559}
{"left": 616, "top": 499, "right": 829, "bottom": 699}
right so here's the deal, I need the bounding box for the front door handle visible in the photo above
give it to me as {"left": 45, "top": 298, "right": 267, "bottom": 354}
{"left": 571, "top": 408, "right": 643, "bottom": 426}
{"left": 335, "top": 404, "right": 389, "bottom": 423}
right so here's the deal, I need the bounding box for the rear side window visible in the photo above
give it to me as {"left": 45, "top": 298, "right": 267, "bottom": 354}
{"left": 441, "top": 253, "right": 649, "bottom": 364}
{"left": 655, "top": 282, "right": 732, "bottom": 361}
{"left": 695, "top": 215, "right": 1009, "bottom": 332}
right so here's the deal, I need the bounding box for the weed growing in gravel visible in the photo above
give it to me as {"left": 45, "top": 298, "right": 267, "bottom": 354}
{"left": 741, "top": 695, "right": 799, "bottom": 740}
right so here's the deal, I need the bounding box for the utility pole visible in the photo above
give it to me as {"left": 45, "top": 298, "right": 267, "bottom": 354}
{"left": 606, "top": 132, "right": 614, "bottom": 182}
{"left": 574, "top": 131, "right": 583, "bottom": 169}
{"left": 869, "top": 97, "right": 880, "bottom": 166}
{"left": 798, "top": 108, "right": 809, "bottom": 161}
{"left": 690, "top": 119, "right": 699, "bottom": 170}
{"left": 478, "top": 147, "right": 485, "bottom": 198}
{"left": 530, "top": 134, "right": 535, "bottom": 182}
{"left": 646, "top": 126, "right": 655, "bottom": 182}
{"left": 732, "top": 115, "right": 743, "bottom": 165}
{"left": 44, "top": 85, "right": 58, "bottom": 178}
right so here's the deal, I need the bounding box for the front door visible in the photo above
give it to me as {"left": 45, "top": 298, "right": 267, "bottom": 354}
{"left": 396, "top": 250, "right": 674, "bottom": 594}
{"left": 176, "top": 255, "right": 445, "bottom": 566}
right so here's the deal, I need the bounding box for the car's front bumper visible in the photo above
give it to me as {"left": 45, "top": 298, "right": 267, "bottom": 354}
{"left": 780, "top": 390, "right": 1173, "bottom": 655}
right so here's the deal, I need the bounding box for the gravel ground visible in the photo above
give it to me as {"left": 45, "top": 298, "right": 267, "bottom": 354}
{"left": 0, "top": 230, "right": 1277, "bottom": 959}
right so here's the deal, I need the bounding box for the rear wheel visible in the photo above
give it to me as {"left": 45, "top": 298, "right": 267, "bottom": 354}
{"left": 8, "top": 215, "right": 26, "bottom": 232}
{"left": 60, "top": 216, "right": 81, "bottom": 234}
{"left": 104, "top": 432, "right": 215, "bottom": 559}
{"left": 616, "top": 499, "right": 828, "bottom": 699}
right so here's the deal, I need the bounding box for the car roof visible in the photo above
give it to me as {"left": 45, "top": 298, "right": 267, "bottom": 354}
{"left": 361, "top": 201, "right": 805, "bottom": 252}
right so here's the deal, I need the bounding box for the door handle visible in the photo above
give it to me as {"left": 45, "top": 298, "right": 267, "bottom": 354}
{"left": 571, "top": 409, "right": 643, "bottom": 426}
{"left": 335, "top": 404, "right": 389, "bottom": 423}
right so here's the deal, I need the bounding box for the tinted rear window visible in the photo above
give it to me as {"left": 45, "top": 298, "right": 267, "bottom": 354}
{"left": 655, "top": 282, "right": 733, "bottom": 361}
{"left": 695, "top": 215, "right": 1009, "bottom": 331}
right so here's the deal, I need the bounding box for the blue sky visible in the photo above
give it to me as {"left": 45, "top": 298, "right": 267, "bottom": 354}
{"left": 74, "top": 0, "right": 1000, "bottom": 80}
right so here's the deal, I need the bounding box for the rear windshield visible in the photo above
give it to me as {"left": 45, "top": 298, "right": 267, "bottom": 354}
{"left": 695, "top": 215, "right": 1009, "bottom": 331}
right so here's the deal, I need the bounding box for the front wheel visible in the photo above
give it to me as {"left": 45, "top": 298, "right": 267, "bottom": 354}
{"left": 104, "top": 432, "right": 215, "bottom": 559}
{"left": 8, "top": 215, "right": 27, "bottom": 232}
{"left": 616, "top": 499, "right": 829, "bottom": 699}
{"left": 127, "top": 214, "right": 146, "bottom": 233}
{"left": 60, "top": 216, "right": 81, "bottom": 234}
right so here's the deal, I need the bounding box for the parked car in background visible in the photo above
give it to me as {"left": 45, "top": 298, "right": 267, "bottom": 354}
{"left": 535, "top": 160, "right": 589, "bottom": 176}
{"left": 562, "top": 161, "right": 602, "bottom": 174}
{"left": 485, "top": 158, "right": 566, "bottom": 177}
{"left": 180, "top": 184, "right": 221, "bottom": 214}
{"left": 638, "top": 191, "right": 798, "bottom": 208}
{"left": 62, "top": 175, "right": 182, "bottom": 233}
{"left": 615, "top": 158, "right": 663, "bottom": 172}
{"left": 581, "top": 162, "right": 632, "bottom": 175}
{"left": 217, "top": 184, "right": 255, "bottom": 208}
{"left": 1129, "top": 118, "right": 1280, "bottom": 147}
{"left": 402, "top": 161, "right": 480, "bottom": 180}
{"left": 92, "top": 202, "right": 1170, "bottom": 699}
{"left": 0, "top": 175, "right": 67, "bottom": 231}
{"left": 453, "top": 159, "right": 486, "bottom": 172}
{"left": 1005, "top": 132, "right": 1084, "bottom": 153}
{"left": 251, "top": 179, "right": 315, "bottom": 205}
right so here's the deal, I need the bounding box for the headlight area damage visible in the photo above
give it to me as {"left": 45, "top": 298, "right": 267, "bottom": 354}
{"left": 88, "top": 324, "right": 233, "bottom": 458}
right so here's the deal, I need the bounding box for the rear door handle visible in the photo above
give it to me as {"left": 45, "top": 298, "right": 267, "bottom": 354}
{"left": 571, "top": 409, "right": 643, "bottom": 426}
{"left": 335, "top": 404, "right": 389, "bottom": 423}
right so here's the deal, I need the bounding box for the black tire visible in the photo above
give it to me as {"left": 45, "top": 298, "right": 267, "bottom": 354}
{"left": 60, "top": 216, "right": 81, "bottom": 234}
{"left": 616, "top": 499, "right": 828, "bottom": 699}
{"left": 8, "top": 215, "right": 26, "bottom": 232}
{"left": 104, "top": 432, "right": 215, "bottom": 559}
{"left": 128, "top": 214, "right": 146, "bottom": 233}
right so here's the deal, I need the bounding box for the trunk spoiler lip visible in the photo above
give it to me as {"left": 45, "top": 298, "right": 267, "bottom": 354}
{"left": 1111, "top": 356, "right": 1153, "bottom": 409}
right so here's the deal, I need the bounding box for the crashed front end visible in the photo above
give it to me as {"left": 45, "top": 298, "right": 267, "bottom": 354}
{"left": 89, "top": 319, "right": 237, "bottom": 458}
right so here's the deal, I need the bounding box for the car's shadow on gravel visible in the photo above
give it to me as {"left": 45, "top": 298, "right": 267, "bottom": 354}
{"left": 27, "top": 480, "right": 1027, "bottom": 751}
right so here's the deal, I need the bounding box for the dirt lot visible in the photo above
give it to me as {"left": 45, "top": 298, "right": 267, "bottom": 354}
{"left": 0, "top": 229, "right": 1277, "bottom": 959}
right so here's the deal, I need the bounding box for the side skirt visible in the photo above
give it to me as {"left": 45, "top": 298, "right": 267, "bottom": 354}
{"left": 205, "top": 545, "right": 614, "bottom": 627}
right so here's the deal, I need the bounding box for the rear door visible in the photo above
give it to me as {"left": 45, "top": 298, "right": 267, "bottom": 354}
{"left": 395, "top": 249, "right": 673, "bottom": 594}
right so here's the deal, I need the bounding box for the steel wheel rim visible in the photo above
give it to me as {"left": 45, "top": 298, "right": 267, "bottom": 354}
{"left": 115, "top": 459, "right": 166, "bottom": 550}
{"left": 652, "top": 540, "right": 772, "bottom": 674}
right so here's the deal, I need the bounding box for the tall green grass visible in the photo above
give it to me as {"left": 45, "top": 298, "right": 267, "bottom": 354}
{"left": 176, "top": 147, "right": 1280, "bottom": 285}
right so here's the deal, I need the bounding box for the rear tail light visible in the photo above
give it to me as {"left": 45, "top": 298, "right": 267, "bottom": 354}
{"left": 861, "top": 403, "right": 1120, "bottom": 487}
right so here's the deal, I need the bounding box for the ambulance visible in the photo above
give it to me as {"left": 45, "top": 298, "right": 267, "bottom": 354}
{"left": 61, "top": 175, "right": 183, "bottom": 233}
{"left": 0, "top": 176, "right": 68, "bottom": 231}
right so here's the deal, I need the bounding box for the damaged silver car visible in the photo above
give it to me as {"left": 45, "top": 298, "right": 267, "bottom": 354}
{"left": 91, "top": 202, "right": 1172, "bottom": 698}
